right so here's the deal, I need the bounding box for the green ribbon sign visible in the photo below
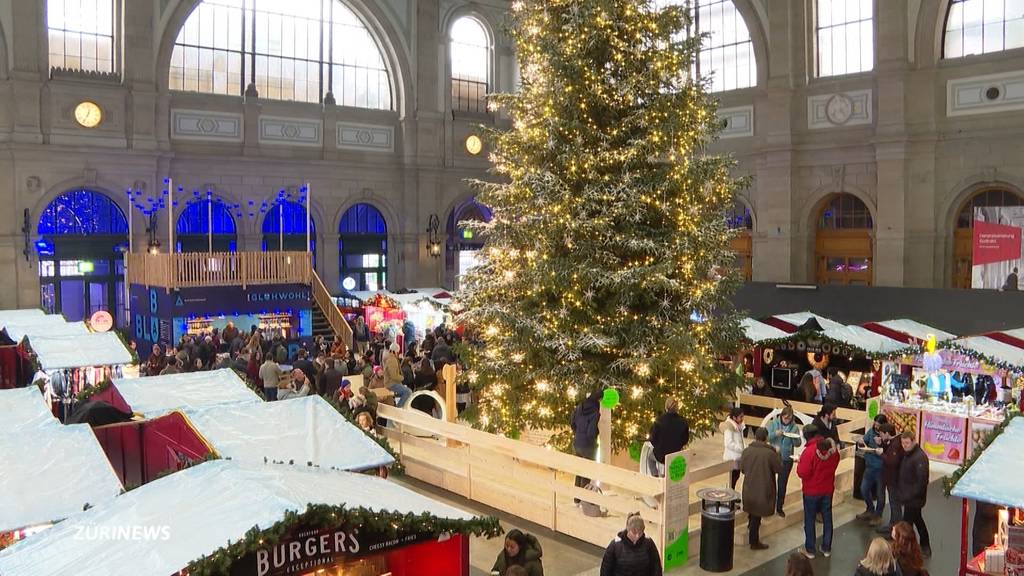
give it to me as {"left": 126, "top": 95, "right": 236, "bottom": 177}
{"left": 668, "top": 455, "right": 687, "bottom": 483}
{"left": 600, "top": 388, "right": 620, "bottom": 409}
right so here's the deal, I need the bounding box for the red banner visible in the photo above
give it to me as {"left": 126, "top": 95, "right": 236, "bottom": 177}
{"left": 972, "top": 220, "right": 1022, "bottom": 266}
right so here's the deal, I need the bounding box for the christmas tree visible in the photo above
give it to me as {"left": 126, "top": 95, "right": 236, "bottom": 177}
{"left": 457, "top": 0, "right": 747, "bottom": 449}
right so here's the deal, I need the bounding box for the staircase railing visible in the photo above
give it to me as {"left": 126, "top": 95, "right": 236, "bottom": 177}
{"left": 310, "top": 270, "right": 353, "bottom": 349}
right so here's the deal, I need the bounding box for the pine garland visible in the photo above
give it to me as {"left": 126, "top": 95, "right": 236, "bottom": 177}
{"left": 74, "top": 377, "right": 112, "bottom": 402}
{"left": 185, "top": 503, "right": 503, "bottom": 575}
{"left": 938, "top": 341, "right": 1024, "bottom": 373}
{"left": 755, "top": 330, "right": 920, "bottom": 361}
{"left": 943, "top": 408, "right": 1020, "bottom": 496}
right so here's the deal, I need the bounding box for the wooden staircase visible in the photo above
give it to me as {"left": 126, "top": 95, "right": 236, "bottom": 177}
{"left": 310, "top": 270, "right": 353, "bottom": 349}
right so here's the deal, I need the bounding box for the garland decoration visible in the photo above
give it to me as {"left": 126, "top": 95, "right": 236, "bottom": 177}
{"left": 365, "top": 293, "right": 400, "bottom": 309}
{"left": 754, "top": 330, "right": 921, "bottom": 362}
{"left": 74, "top": 377, "right": 112, "bottom": 403}
{"left": 326, "top": 393, "right": 405, "bottom": 476}
{"left": 185, "top": 503, "right": 503, "bottom": 575}
{"left": 943, "top": 408, "right": 1020, "bottom": 497}
{"left": 937, "top": 340, "right": 1024, "bottom": 373}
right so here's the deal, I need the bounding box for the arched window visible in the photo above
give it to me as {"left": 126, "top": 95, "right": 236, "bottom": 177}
{"left": 339, "top": 203, "right": 387, "bottom": 292}
{"left": 36, "top": 189, "right": 127, "bottom": 323}
{"left": 944, "top": 0, "right": 1024, "bottom": 58}
{"left": 815, "top": 0, "right": 874, "bottom": 77}
{"left": 176, "top": 195, "right": 238, "bottom": 252}
{"left": 727, "top": 200, "right": 753, "bottom": 281}
{"left": 450, "top": 16, "right": 490, "bottom": 111}
{"left": 816, "top": 193, "right": 873, "bottom": 285}
{"left": 952, "top": 189, "right": 1024, "bottom": 288}
{"left": 169, "top": 0, "right": 392, "bottom": 109}
{"left": 262, "top": 200, "right": 316, "bottom": 266}
{"left": 655, "top": 0, "right": 757, "bottom": 92}
{"left": 47, "top": 0, "right": 115, "bottom": 73}
{"left": 446, "top": 199, "right": 492, "bottom": 289}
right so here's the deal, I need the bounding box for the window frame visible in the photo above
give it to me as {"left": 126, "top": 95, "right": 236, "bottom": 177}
{"left": 812, "top": 0, "right": 876, "bottom": 79}
{"left": 448, "top": 13, "right": 493, "bottom": 113}
{"left": 942, "top": 0, "right": 1024, "bottom": 60}
{"left": 46, "top": 0, "right": 121, "bottom": 75}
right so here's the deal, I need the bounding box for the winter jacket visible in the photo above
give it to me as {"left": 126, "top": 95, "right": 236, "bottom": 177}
{"left": 648, "top": 412, "right": 689, "bottom": 464}
{"left": 382, "top": 352, "right": 403, "bottom": 387}
{"left": 492, "top": 533, "right": 544, "bottom": 576}
{"left": 896, "top": 444, "right": 930, "bottom": 508}
{"left": 571, "top": 395, "right": 601, "bottom": 455}
{"left": 862, "top": 427, "right": 883, "bottom": 470}
{"left": 796, "top": 436, "right": 839, "bottom": 497}
{"left": 880, "top": 437, "right": 905, "bottom": 488}
{"left": 812, "top": 415, "right": 842, "bottom": 448}
{"left": 739, "top": 441, "right": 782, "bottom": 518}
{"left": 766, "top": 414, "right": 802, "bottom": 462}
{"left": 854, "top": 563, "right": 898, "bottom": 576}
{"left": 720, "top": 418, "right": 745, "bottom": 462}
{"left": 600, "top": 530, "right": 662, "bottom": 576}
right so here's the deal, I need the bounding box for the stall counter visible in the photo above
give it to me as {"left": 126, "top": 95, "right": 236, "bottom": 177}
{"left": 881, "top": 399, "right": 1003, "bottom": 466}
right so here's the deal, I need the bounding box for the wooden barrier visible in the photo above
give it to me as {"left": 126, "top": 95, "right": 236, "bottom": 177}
{"left": 738, "top": 393, "right": 868, "bottom": 443}
{"left": 126, "top": 251, "right": 312, "bottom": 290}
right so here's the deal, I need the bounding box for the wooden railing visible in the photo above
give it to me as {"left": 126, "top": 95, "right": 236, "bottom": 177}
{"left": 126, "top": 251, "right": 312, "bottom": 289}
{"left": 310, "top": 270, "right": 353, "bottom": 348}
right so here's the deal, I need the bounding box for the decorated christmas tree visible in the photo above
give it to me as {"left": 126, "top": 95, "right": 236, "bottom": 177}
{"left": 457, "top": 0, "right": 747, "bottom": 449}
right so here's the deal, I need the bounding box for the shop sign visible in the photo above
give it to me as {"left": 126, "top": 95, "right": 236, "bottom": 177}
{"left": 89, "top": 310, "right": 113, "bottom": 333}
{"left": 920, "top": 411, "right": 967, "bottom": 465}
{"left": 909, "top": 350, "right": 984, "bottom": 373}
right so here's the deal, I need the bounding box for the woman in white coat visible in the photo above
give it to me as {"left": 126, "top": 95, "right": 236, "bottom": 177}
{"left": 721, "top": 406, "right": 746, "bottom": 489}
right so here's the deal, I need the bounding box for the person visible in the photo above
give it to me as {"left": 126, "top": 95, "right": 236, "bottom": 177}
{"left": 855, "top": 537, "right": 898, "bottom": 576}
{"left": 751, "top": 376, "right": 773, "bottom": 397}
{"left": 382, "top": 343, "right": 412, "bottom": 407}
{"left": 648, "top": 398, "right": 690, "bottom": 476}
{"left": 876, "top": 422, "right": 905, "bottom": 533}
{"left": 292, "top": 348, "right": 316, "bottom": 385}
{"left": 221, "top": 321, "right": 239, "bottom": 351}
{"left": 279, "top": 368, "right": 313, "bottom": 400}
{"left": 766, "top": 405, "right": 802, "bottom": 517}
{"left": 259, "top": 353, "right": 283, "bottom": 401}
{"left": 720, "top": 406, "right": 745, "bottom": 489}
{"left": 506, "top": 567, "right": 528, "bottom": 576}
{"left": 144, "top": 344, "right": 166, "bottom": 377}
{"left": 319, "top": 359, "right": 346, "bottom": 399}
{"left": 491, "top": 529, "right": 543, "bottom": 576}
{"left": 808, "top": 369, "right": 825, "bottom": 402}
{"left": 891, "top": 521, "right": 930, "bottom": 576}
{"left": 896, "top": 431, "right": 931, "bottom": 558}
{"left": 571, "top": 390, "right": 602, "bottom": 497}
{"left": 796, "top": 425, "right": 839, "bottom": 559}
{"left": 431, "top": 336, "right": 453, "bottom": 366}
{"left": 159, "top": 355, "right": 182, "bottom": 376}
{"left": 799, "top": 372, "right": 818, "bottom": 403}
{"left": 1003, "top": 267, "right": 1019, "bottom": 291}
{"left": 784, "top": 552, "right": 814, "bottom": 576}
{"left": 413, "top": 356, "right": 437, "bottom": 390}
{"left": 825, "top": 368, "right": 852, "bottom": 407}
{"left": 352, "top": 316, "right": 370, "bottom": 354}
{"left": 599, "top": 513, "right": 662, "bottom": 576}
{"left": 858, "top": 414, "right": 888, "bottom": 525}
{"left": 739, "top": 427, "right": 781, "bottom": 550}
{"left": 811, "top": 403, "right": 841, "bottom": 448}
{"left": 354, "top": 407, "right": 377, "bottom": 436}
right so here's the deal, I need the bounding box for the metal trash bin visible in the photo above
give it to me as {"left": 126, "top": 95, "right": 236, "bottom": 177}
{"left": 698, "top": 487, "right": 741, "bottom": 573}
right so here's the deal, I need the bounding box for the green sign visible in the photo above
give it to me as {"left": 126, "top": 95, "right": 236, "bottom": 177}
{"left": 600, "top": 388, "right": 620, "bottom": 409}
{"left": 77, "top": 261, "right": 94, "bottom": 274}
{"left": 867, "top": 398, "right": 880, "bottom": 421}
{"left": 462, "top": 229, "right": 474, "bottom": 240}
{"left": 664, "top": 532, "right": 689, "bottom": 570}
{"left": 668, "top": 455, "right": 687, "bottom": 483}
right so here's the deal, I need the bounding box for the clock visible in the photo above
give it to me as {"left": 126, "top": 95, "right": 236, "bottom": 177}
{"left": 465, "top": 134, "right": 483, "bottom": 155}
{"left": 74, "top": 101, "right": 102, "bottom": 128}
{"left": 825, "top": 94, "right": 854, "bottom": 126}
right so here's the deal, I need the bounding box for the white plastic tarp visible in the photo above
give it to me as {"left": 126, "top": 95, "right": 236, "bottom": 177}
{"left": 952, "top": 417, "right": 1024, "bottom": 508}
{"left": 0, "top": 460, "right": 480, "bottom": 576}
{"left": 0, "top": 424, "right": 123, "bottom": 533}
{"left": 770, "top": 311, "right": 845, "bottom": 331}
{"left": 994, "top": 327, "right": 1024, "bottom": 344}
{"left": 741, "top": 318, "right": 789, "bottom": 344}
{"left": 4, "top": 320, "right": 89, "bottom": 343}
{"left": 821, "top": 325, "right": 909, "bottom": 355}
{"left": 872, "top": 319, "right": 956, "bottom": 343}
{"left": 184, "top": 395, "right": 393, "bottom": 471}
{"left": 29, "top": 333, "right": 132, "bottom": 370}
{"left": 0, "top": 309, "right": 45, "bottom": 327}
{"left": 0, "top": 387, "right": 58, "bottom": 433}
{"left": 111, "top": 369, "right": 260, "bottom": 418}
{"left": 947, "top": 336, "right": 1024, "bottom": 370}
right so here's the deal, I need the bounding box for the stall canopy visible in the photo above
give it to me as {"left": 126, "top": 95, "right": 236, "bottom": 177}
{"left": 0, "top": 309, "right": 45, "bottom": 327}
{"left": 0, "top": 460, "right": 484, "bottom": 576}
{"left": 108, "top": 369, "right": 260, "bottom": 418}
{"left": 951, "top": 417, "right": 1024, "bottom": 508}
{"left": 3, "top": 320, "right": 88, "bottom": 344}
{"left": 820, "top": 325, "right": 910, "bottom": 356}
{"left": 861, "top": 319, "right": 956, "bottom": 345}
{"left": 940, "top": 335, "right": 1024, "bottom": 371}
{"left": 27, "top": 333, "right": 132, "bottom": 371}
{"left": 0, "top": 387, "right": 58, "bottom": 433}
{"left": 183, "top": 395, "right": 394, "bottom": 471}
{"left": 763, "top": 311, "right": 845, "bottom": 333}
{"left": 0, "top": 424, "right": 123, "bottom": 533}
{"left": 741, "top": 318, "right": 789, "bottom": 344}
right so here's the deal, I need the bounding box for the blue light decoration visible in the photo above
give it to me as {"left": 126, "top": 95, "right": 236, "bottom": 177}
{"left": 38, "top": 189, "right": 129, "bottom": 236}
{"left": 176, "top": 194, "right": 238, "bottom": 235}
{"left": 338, "top": 203, "right": 387, "bottom": 235}
{"left": 261, "top": 199, "right": 315, "bottom": 234}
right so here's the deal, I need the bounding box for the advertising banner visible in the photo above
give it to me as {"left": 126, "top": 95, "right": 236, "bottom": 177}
{"left": 920, "top": 411, "right": 967, "bottom": 465}
{"left": 967, "top": 418, "right": 999, "bottom": 460}
{"left": 972, "top": 207, "right": 1024, "bottom": 289}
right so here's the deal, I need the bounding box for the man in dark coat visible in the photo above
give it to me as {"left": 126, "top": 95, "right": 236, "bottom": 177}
{"left": 600, "top": 514, "right": 662, "bottom": 576}
{"left": 319, "top": 359, "right": 346, "bottom": 399}
{"left": 876, "top": 422, "right": 905, "bottom": 533}
{"left": 648, "top": 398, "right": 690, "bottom": 472}
{"left": 292, "top": 348, "right": 316, "bottom": 384}
{"left": 896, "top": 431, "right": 932, "bottom": 558}
{"left": 811, "top": 403, "right": 842, "bottom": 448}
{"left": 570, "top": 390, "right": 602, "bottom": 500}
{"left": 740, "top": 427, "right": 782, "bottom": 550}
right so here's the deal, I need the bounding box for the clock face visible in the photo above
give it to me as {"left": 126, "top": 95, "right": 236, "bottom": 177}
{"left": 74, "top": 101, "right": 102, "bottom": 128}
{"left": 465, "top": 134, "right": 483, "bottom": 155}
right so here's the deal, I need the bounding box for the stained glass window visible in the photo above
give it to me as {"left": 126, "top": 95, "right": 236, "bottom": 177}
{"left": 38, "top": 189, "right": 128, "bottom": 235}
{"left": 944, "top": 0, "right": 1024, "bottom": 59}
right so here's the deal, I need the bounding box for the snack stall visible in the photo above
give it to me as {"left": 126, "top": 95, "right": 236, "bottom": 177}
{"left": 738, "top": 317, "right": 789, "bottom": 381}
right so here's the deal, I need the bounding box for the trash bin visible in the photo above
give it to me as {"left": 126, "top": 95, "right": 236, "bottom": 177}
{"left": 698, "top": 487, "right": 741, "bottom": 573}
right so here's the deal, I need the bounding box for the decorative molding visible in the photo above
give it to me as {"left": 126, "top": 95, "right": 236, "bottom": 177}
{"left": 170, "top": 109, "right": 243, "bottom": 142}
{"left": 259, "top": 116, "right": 323, "bottom": 147}
{"left": 25, "top": 176, "right": 42, "bottom": 194}
{"left": 947, "top": 71, "right": 1024, "bottom": 117}
{"left": 336, "top": 122, "right": 395, "bottom": 153}
{"left": 807, "top": 89, "right": 872, "bottom": 129}
{"left": 718, "top": 105, "right": 754, "bottom": 139}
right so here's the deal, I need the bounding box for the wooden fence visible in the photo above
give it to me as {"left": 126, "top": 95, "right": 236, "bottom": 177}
{"left": 126, "top": 251, "right": 312, "bottom": 290}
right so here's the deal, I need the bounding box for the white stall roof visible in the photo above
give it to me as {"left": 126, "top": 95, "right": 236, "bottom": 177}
{"left": 740, "top": 318, "right": 789, "bottom": 344}
{"left": 0, "top": 424, "right": 123, "bottom": 533}
{"left": 111, "top": 369, "right": 260, "bottom": 418}
{"left": 822, "top": 325, "right": 910, "bottom": 355}
{"left": 996, "top": 327, "right": 1024, "bottom": 342}
{"left": 769, "top": 311, "right": 845, "bottom": 332}
{"left": 0, "top": 309, "right": 45, "bottom": 326}
{"left": 0, "top": 460, "right": 480, "bottom": 576}
{"left": 946, "top": 336, "right": 1024, "bottom": 370}
{"left": 952, "top": 417, "right": 1024, "bottom": 508}
{"left": 872, "top": 319, "right": 956, "bottom": 343}
{"left": 0, "top": 387, "right": 58, "bottom": 433}
{"left": 4, "top": 320, "right": 89, "bottom": 343}
{"left": 29, "top": 333, "right": 132, "bottom": 370}
{"left": 184, "top": 395, "right": 394, "bottom": 471}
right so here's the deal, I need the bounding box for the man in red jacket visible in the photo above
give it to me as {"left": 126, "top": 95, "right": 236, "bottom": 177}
{"left": 796, "top": 425, "right": 840, "bottom": 559}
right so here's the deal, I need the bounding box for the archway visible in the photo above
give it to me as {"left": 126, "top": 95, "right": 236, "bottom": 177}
{"left": 338, "top": 203, "right": 387, "bottom": 292}
{"left": 446, "top": 198, "right": 491, "bottom": 290}
{"left": 952, "top": 188, "right": 1024, "bottom": 289}
{"left": 262, "top": 200, "right": 316, "bottom": 267}
{"left": 727, "top": 199, "right": 753, "bottom": 281}
{"left": 814, "top": 193, "right": 874, "bottom": 285}
{"left": 176, "top": 195, "right": 238, "bottom": 253}
{"left": 36, "top": 189, "right": 128, "bottom": 323}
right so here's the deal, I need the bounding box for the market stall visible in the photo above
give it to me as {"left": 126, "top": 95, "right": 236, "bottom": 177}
{"left": 761, "top": 311, "right": 845, "bottom": 333}
{"left": 0, "top": 387, "right": 59, "bottom": 433}
{"left": 738, "top": 317, "right": 789, "bottom": 382}
{"left": 93, "top": 368, "right": 261, "bottom": 417}
{"left": 948, "top": 415, "right": 1024, "bottom": 575}
{"left": 861, "top": 318, "right": 956, "bottom": 346}
{"left": 1, "top": 319, "right": 88, "bottom": 344}
{"left": 0, "top": 313, "right": 80, "bottom": 389}
{"left": 0, "top": 460, "right": 501, "bottom": 576}
{"left": 23, "top": 333, "right": 133, "bottom": 420}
